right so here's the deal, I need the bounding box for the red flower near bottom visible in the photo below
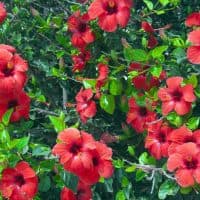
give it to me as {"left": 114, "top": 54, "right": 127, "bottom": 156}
{"left": 167, "top": 143, "right": 200, "bottom": 187}
{"left": 0, "top": 161, "right": 38, "bottom": 200}
{"left": 60, "top": 181, "right": 92, "bottom": 200}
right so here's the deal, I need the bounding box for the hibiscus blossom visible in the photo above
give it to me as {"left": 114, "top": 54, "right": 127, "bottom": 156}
{"left": 145, "top": 120, "right": 173, "bottom": 159}
{"left": 52, "top": 128, "right": 96, "bottom": 175}
{"left": 78, "top": 141, "right": 114, "bottom": 185}
{"left": 126, "top": 98, "right": 156, "bottom": 133}
{"left": 67, "top": 11, "right": 95, "bottom": 49}
{"left": 88, "top": 0, "right": 132, "bottom": 32}
{"left": 95, "top": 63, "right": 109, "bottom": 97}
{"left": 72, "top": 50, "right": 91, "bottom": 72}
{"left": 0, "top": 161, "right": 38, "bottom": 200}
{"left": 128, "top": 62, "right": 166, "bottom": 91}
{"left": 167, "top": 142, "right": 200, "bottom": 187}
{"left": 185, "top": 12, "right": 200, "bottom": 27}
{"left": 141, "top": 21, "right": 158, "bottom": 49}
{"left": 0, "top": 45, "right": 28, "bottom": 95}
{"left": 187, "top": 30, "right": 200, "bottom": 64}
{"left": 168, "top": 125, "right": 200, "bottom": 155}
{"left": 0, "top": 2, "right": 6, "bottom": 24}
{"left": 158, "top": 76, "right": 196, "bottom": 116}
{"left": 60, "top": 181, "right": 92, "bottom": 200}
{"left": 0, "top": 90, "right": 30, "bottom": 122}
{"left": 76, "top": 88, "right": 97, "bottom": 123}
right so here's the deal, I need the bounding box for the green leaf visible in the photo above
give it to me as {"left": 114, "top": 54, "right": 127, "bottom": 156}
{"left": 32, "top": 144, "right": 51, "bottom": 157}
{"left": 150, "top": 65, "right": 162, "bottom": 78}
{"left": 127, "top": 146, "right": 135, "bottom": 156}
{"left": 158, "top": 180, "right": 179, "bottom": 199}
{"left": 180, "top": 187, "right": 192, "bottom": 194}
{"left": 166, "top": 112, "right": 182, "bottom": 127}
{"left": 49, "top": 112, "right": 66, "bottom": 132}
{"left": 125, "top": 165, "right": 136, "bottom": 173}
{"left": 150, "top": 45, "right": 168, "bottom": 58}
{"left": 100, "top": 94, "right": 115, "bottom": 114}
{"left": 124, "top": 47, "right": 148, "bottom": 62}
{"left": 186, "top": 117, "right": 200, "bottom": 130}
{"left": 159, "top": 0, "right": 169, "bottom": 6}
{"left": 136, "top": 169, "right": 146, "bottom": 181}
{"left": 109, "top": 79, "right": 123, "bottom": 95}
{"left": 139, "top": 152, "right": 156, "bottom": 165}
{"left": 83, "top": 79, "right": 96, "bottom": 89}
{"left": 39, "top": 175, "right": 51, "bottom": 192}
{"left": 143, "top": 0, "right": 154, "bottom": 10}
{"left": 185, "top": 74, "right": 198, "bottom": 88}
{"left": 2, "top": 108, "right": 13, "bottom": 126}
{"left": 116, "top": 190, "right": 126, "bottom": 200}
{"left": 11, "top": 136, "right": 29, "bottom": 151}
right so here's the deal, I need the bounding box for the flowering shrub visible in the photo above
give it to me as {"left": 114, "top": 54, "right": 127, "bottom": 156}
{"left": 1, "top": 0, "right": 200, "bottom": 200}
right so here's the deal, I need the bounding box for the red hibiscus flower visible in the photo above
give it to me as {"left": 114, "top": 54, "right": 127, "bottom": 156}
{"left": 0, "top": 45, "right": 28, "bottom": 95}
{"left": 158, "top": 76, "right": 196, "bottom": 116}
{"left": 168, "top": 125, "right": 200, "bottom": 155}
{"left": 72, "top": 50, "right": 91, "bottom": 72}
{"left": 76, "top": 88, "right": 97, "bottom": 123}
{"left": 0, "top": 161, "right": 38, "bottom": 200}
{"left": 141, "top": 21, "right": 158, "bottom": 49}
{"left": 60, "top": 181, "right": 92, "bottom": 200}
{"left": 78, "top": 141, "right": 114, "bottom": 185}
{"left": 52, "top": 128, "right": 96, "bottom": 175}
{"left": 126, "top": 98, "right": 156, "bottom": 133}
{"left": 185, "top": 12, "right": 200, "bottom": 27}
{"left": 96, "top": 63, "right": 109, "bottom": 93}
{"left": 88, "top": 0, "right": 132, "bottom": 32}
{"left": 67, "top": 11, "right": 95, "bottom": 49}
{"left": 187, "top": 30, "right": 200, "bottom": 64}
{"left": 145, "top": 120, "right": 173, "bottom": 159}
{"left": 0, "top": 90, "right": 30, "bottom": 122}
{"left": 0, "top": 2, "right": 6, "bottom": 24}
{"left": 128, "top": 63, "right": 165, "bottom": 91}
{"left": 167, "top": 142, "right": 200, "bottom": 187}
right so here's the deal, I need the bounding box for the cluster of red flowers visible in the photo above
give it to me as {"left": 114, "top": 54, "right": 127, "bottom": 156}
{"left": 0, "top": 4, "right": 30, "bottom": 123}
{"left": 186, "top": 12, "right": 200, "bottom": 64}
{"left": 52, "top": 128, "right": 113, "bottom": 199}
{"left": 0, "top": 161, "right": 38, "bottom": 200}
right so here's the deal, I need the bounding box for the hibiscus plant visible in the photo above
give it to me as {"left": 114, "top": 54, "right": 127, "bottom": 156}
{"left": 1, "top": 0, "right": 200, "bottom": 200}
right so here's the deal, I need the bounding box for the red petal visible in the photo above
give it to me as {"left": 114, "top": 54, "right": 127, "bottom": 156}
{"left": 174, "top": 100, "right": 191, "bottom": 115}
{"left": 162, "top": 101, "right": 175, "bottom": 115}
{"left": 166, "top": 76, "right": 183, "bottom": 90}
{"left": 187, "top": 46, "right": 200, "bottom": 64}
{"left": 116, "top": 7, "right": 130, "bottom": 28}
{"left": 88, "top": 0, "right": 104, "bottom": 19}
{"left": 188, "top": 30, "right": 200, "bottom": 45}
{"left": 167, "top": 153, "right": 183, "bottom": 171}
{"left": 185, "top": 12, "right": 200, "bottom": 27}
{"left": 175, "top": 169, "right": 194, "bottom": 187}
{"left": 98, "top": 14, "right": 117, "bottom": 32}
{"left": 181, "top": 85, "right": 196, "bottom": 102}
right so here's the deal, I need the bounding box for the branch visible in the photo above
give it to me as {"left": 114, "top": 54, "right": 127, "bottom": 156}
{"left": 31, "top": 108, "right": 59, "bottom": 116}
{"left": 124, "top": 159, "right": 175, "bottom": 180}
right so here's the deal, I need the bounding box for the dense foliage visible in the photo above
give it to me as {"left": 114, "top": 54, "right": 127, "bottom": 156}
{"left": 1, "top": 0, "right": 200, "bottom": 199}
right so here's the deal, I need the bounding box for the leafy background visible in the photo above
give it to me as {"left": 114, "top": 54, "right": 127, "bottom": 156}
{"left": 1, "top": 0, "right": 200, "bottom": 199}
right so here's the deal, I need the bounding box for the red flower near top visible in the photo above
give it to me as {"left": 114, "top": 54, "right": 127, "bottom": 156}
{"left": 141, "top": 22, "right": 158, "bottom": 49}
{"left": 67, "top": 11, "right": 95, "bottom": 49}
{"left": 168, "top": 125, "right": 200, "bottom": 155}
{"left": 158, "top": 76, "right": 196, "bottom": 116}
{"left": 88, "top": 0, "right": 132, "bottom": 32}
{"left": 0, "top": 44, "right": 28, "bottom": 95}
{"left": 128, "top": 63, "right": 166, "bottom": 91}
{"left": 96, "top": 63, "right": 109, "bottom": 91}
{"left": 78, "top": 141, "right": 114, "bottom": 185}
{"left": 0, "top": 90, "right": 30, "bottom": 122}
{"left": 76, "top": 88, "right": 97, "bottom": 123}
{"left": 167, "top": 142, "right": 200, "bottom": 187}
{"left": 72, "top": 50, "right": 91, "bottom": 72}
{"left": 126, "top": 98, "right": 156, "bottom": 133}
{"left": 187, "top": 30, "right": 200, "bottom": 64}
{"left": 60, "top": 181, "right": 92, "bottom": 200}
{"left": 0, "top": 161, "right": 38, "bottom": 200}
{"left": 145, "top": 120, "right": 173, "bottom": 159}
{"left": 0, "top": 2, "right": 6, "bottom": 24}
{"left": 52, "top": 128, "right": 96, "bottom": 175}
{"left": 185, "top": 12, "right": 200, "bottom": 27}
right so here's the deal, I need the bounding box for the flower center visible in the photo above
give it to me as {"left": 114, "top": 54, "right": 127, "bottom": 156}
{"left": 157, "top": 132, "right": 166, "bottom": 143}
{"left": 77, "top": 189, "right": 85, "bottom": 200}
{"left": 70, "top": 143, "right": 81, "bottom": 154}
{"left": 78, "top": 22, "right": 87, "bottom": 33}
{"left": 14, "top": 174, "right": 25, "bottom": 187}
{"left": 105, "top": 0, "right": 118, "bottom": 14}
{"left": 172, "top": 90, "right": 182, "bottom": 101}
{"left": 139, "top": 107, "right": 147, "bottom": 117}
{"left": 184, "top": 136, "right": 196, "bottom": 143}
{"left": 8, "top": 100, "right": 18, "bottom": 109}
{"left": 92, "top": 157, "right": 99, "bottom": 166}
{"left": 184, "top": 157, "right": 198, "bottom": 169}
